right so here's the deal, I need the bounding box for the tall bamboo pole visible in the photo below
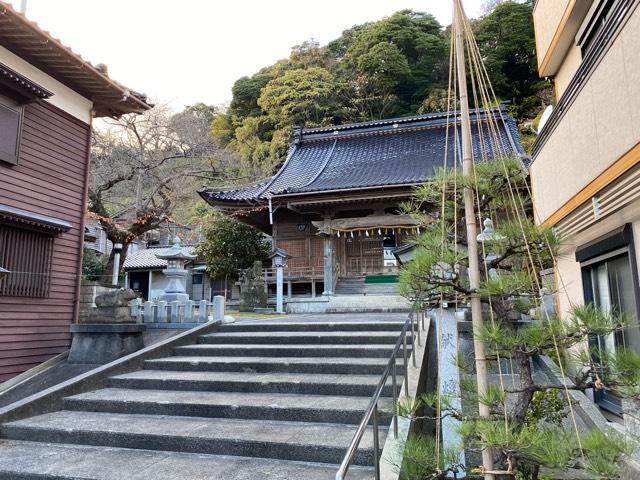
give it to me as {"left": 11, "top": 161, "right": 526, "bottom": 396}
{"left": 453, "top": 1, "right": 495, "bottom": 478}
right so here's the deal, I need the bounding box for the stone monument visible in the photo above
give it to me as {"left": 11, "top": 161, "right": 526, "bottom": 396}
{"left": 68, "top": 288, "right": 146, "bottom": 364}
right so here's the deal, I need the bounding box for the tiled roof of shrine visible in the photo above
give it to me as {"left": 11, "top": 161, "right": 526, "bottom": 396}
{"left": 199, "top": 106, "right": 525, "bottom": 206}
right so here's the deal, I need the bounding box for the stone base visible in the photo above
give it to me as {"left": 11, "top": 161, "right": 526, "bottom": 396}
{"left": 159, "top": 293, "right": 190, "bottom": 303}
{"left": 68, "top": 323, "right": 146, "bottom": 364}
{"left": 79, "top": 306, "right": 135, "bottom": 324}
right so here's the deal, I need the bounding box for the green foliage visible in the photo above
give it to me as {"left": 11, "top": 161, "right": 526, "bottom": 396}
{"left": 524, "top": 390, "right": 567, "bottom": 427}
{"left": 81, "top": 248, "right": 107, "bottom": 281}
{"left": 257, "top": 67, "right": 337, "bottom": 128}
{"left": 473, "top": 1, "right": 552, "bottom": 119}
{"left": 215, "top": 3, "right": 547, "bottom": 173}
{"left": 195, "top": 212, "right": 269, "bottom": 280}
{"left": 399, "top": 153, "right": 638, "bottom": 478}
{"left": 580, "top": 430, "right": 634, "bottom": 478}
{"left": 399, "top": 435, "right": 464, "bottom": 480}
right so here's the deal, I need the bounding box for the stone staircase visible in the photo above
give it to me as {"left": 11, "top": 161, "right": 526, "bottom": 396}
{"left": 335, "top": 277, "right": 366, "bottom": 295}
{"left": 0, "top": 319, "right": 409, "bottom": 480}
{"left": 335, "top": 278, "right": 400, "bottom": 296}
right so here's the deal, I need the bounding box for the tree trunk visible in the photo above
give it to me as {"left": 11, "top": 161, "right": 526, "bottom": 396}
{"left": 510, "top": 349, "right": 534, "bottom": 428}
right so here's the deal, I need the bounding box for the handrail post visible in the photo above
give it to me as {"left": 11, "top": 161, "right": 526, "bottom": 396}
{"left": 392, "top": 358, "right": 398, "bottom": 439}
{"left": 373, "top": 403, "right": 381, "bottom": 480}
{"left": 415, "top": 312, "right": 422, "bottom": 346}
{"left": 410, "top": 317, "right": 417, "bottom": 367}
{"left": 402, "top": 333, "right": 409, "bottom": 397}
{"left": 335, "top": 318, "right": 416, "bottom": 480}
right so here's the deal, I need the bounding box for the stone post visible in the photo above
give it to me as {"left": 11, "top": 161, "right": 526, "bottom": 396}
{"left": 170, "top": 300, "right": 180, "bottom": 323}
{"left": 184, "top": 300, "right": 194, "bottom": 323}
{"left": 213, "top": 295, "right": 225, "bottom": 322}
{"left": 198, "top": 300, "right": 208, "bottom": 323}
{"left": 143, "top": 301, "right": 154, "bottom": 323}
{"left": 322, "top": 236, "right": 333, "bottom": 296}
{"left": 157, "top": 300, "right": 168, "bottom": 323}
{"left": 276, "top": 260, "right": 284, "bottom": 313}
{"left": 437, "top": 308, "right": 466, "bottom": 477}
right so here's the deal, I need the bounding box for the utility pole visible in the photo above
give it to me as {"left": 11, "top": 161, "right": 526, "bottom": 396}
{"left": 453, "top": 0, "right": 495, "bottom": 478}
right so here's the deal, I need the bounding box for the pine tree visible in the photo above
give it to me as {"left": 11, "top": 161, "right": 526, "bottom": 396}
{"left": 398, "top": 157, "right": 638, "bottom": 479}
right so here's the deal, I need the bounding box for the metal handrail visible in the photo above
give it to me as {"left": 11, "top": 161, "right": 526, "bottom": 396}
{"left": 336, "top": 312, "right": 425, "bottom": 480}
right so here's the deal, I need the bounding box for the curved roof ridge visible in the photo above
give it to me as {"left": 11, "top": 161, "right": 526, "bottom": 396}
{"left": 257, "top": 143, "right": 299, "bottom": 198}
{"left": 299, "top": 137, "right": 338, "bottom": 189}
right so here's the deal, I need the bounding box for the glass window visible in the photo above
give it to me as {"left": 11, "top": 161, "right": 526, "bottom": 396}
{"left": 583, "top": 249, "right": 640, "bottom": 413}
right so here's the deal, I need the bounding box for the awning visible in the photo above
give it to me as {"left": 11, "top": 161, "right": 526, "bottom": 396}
{"left": 0, "top": 204, "right": 72, "bottom": 233}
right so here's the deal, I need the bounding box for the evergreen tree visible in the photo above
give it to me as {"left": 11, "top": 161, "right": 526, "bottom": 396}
{"left": 398, "top": 157, "right": 638, "bottom": 479}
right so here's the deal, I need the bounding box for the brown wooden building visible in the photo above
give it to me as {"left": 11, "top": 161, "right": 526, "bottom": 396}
{"left": 0, "top": 2, "right": 151, "bottom": 382}
{"left": 200, "top": 108, "right": 524, "bottom": 298}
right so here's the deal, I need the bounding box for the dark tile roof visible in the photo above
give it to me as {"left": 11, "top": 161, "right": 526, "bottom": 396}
{"left": 200, "top": 106, "right": 525, "bottom": 204}
{"left": 124, "top": 246, "right": 197, "bottom": 270}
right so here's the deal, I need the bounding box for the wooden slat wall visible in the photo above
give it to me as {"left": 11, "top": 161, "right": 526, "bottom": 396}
{"left": 0, "top": 100, "right": 90, "bottom": 382}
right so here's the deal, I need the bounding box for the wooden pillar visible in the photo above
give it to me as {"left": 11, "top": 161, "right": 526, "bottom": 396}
{"left": 322, "top": 236, "right": 334, "bottom": 296}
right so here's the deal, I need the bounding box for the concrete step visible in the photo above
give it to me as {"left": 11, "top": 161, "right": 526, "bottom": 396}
{"left": 199, "top": 330, "right": 405, "bottom": 345}
{"left": 0, "top": 440, "right": 376, "bottom": 480}
{"left": 174, "top": 343, "right": 408, "bottom": 358}
{"left": 2, "top": 411, "right": 386, "bottom": 466}
{"left": 109, "top": 370, "right": 402, "bottom": 397}
{"left": 145, "top": 355, "right": 404, "bottom": 375}
{"left": 365, "top": 284, "right": 399, "bottom": 296}
{"left": 63, "top": 388, "right": 394, "bottom": 425}
{"left": 217, "top": 321, "right": 406, "bottom": 332}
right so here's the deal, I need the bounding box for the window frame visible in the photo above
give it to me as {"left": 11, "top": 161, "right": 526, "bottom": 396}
{"left": 0, "top": 93, "right": 24, "bottom": 166}
{"left": 0, "top": 221, "right": 54, "bottom": 298}
{"left": 577, "top": 224, "right": 640, "bottom": 415}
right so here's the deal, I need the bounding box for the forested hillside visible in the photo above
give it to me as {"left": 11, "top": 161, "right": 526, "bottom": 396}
{"left": 211, "top": 0, "right": 550, "bottom": 176}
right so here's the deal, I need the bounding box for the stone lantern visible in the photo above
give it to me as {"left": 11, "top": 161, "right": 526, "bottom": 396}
{"left": 155, "top": 236, "right": 196, "bottom": 303}
{"left": 268, "top": 248, "right": 289, "bottom": 314}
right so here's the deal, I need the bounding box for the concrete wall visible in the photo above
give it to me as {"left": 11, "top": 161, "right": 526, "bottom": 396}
{"left": 554, "top": 44, "right": 582, "bottom": 99}
{"left": 533, "top": 0, "right": 574, "bottom": 69}
{"left": 530, "top": 6, "right": 640, "bottom": 223}
{"left": 533, "top": 0, "right": 595, "bottom": 78}
{"left": 555, "top": 198, "right": 640, "bottom": 316}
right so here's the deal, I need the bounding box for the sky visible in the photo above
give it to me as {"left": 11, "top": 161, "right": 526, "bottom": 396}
{"left": 9, "top": 0, "right": 484, "bottom": 112}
